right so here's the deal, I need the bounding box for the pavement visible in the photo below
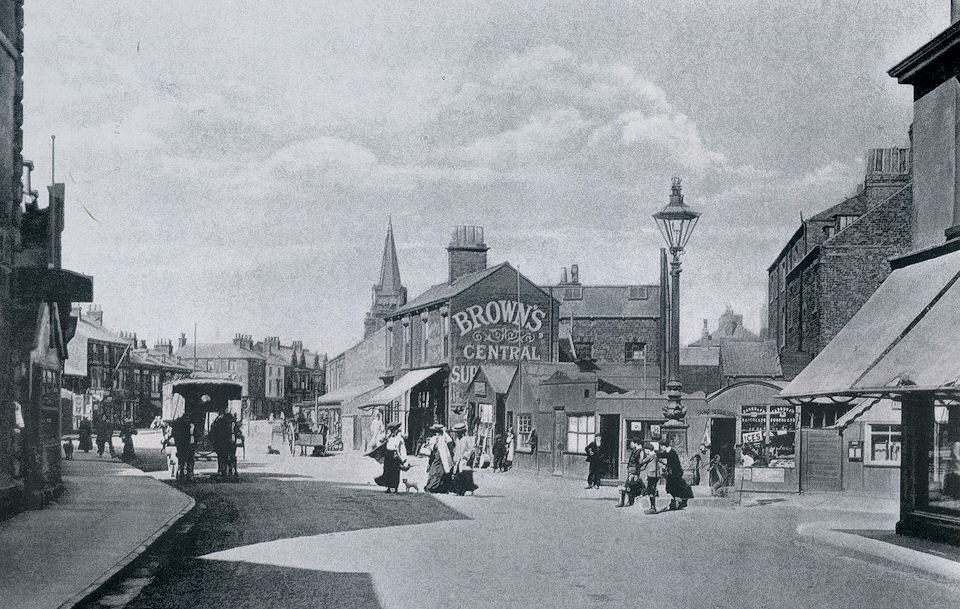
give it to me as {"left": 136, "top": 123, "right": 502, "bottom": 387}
{"left": 0, "top": 431, "right": 193, "bottom": 609}
{"left": 4, "top": 429, "right": 960, "bottom": 609}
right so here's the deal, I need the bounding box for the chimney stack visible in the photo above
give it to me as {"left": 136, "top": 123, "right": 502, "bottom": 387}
{"left": 561, "top": 267, "right": 568, "bottom": 284}
{"left": 86, "top": 304, "right": 103, "bottom": 326}
{"left": 701, "top": 318, "right": 710, "bottom": 341}
{"left": 570, "top": 264, "right": 579, "bottom": 284}
{"left": 447, "top": 225, "right": 488, "bottom": 283}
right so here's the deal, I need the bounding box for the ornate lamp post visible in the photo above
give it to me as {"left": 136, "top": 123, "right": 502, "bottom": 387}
{"left": 653, "top": 177, "right": 700, "bottom": 443}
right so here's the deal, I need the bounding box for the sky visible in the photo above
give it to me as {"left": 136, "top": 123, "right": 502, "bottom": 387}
{"left": 22, "top": 0, "right": 950, "bottom": 356}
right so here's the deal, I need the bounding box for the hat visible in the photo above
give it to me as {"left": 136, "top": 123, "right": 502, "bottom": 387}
{"left": 452, "top": 422, "right": 467, "bottom": 433}
{"left": 387, "top": 421, "right": 402, "bottom": 432}
{"left": 429, "top": 423, "right": 443, "bottom": 432}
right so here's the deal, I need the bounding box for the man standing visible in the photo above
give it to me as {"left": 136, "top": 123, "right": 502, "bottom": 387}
{"left": 585, "top": 434, "right": 603, "bottom": 489}
{"left": 451, "top": 423, "right": 478, "bottom": 495}
{"left": 616, "top": 435, "right": 645, "bottom": 507}
{"left": 94, "top": 416, "right": 115, "bottom": 458}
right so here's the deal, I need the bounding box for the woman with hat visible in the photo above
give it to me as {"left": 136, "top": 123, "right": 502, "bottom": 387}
{"left": 451, "top": 422, "right": 479, "bottom": 495}
{"left": 423, "top": 423, "right": 454, "bottom": 493}
{"left": 374, "top": 421, "right": 407, "bottom": 493}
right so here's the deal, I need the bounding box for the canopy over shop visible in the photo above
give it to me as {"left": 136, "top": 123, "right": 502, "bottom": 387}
{"left": 317, "top": 379, "right": 383, "bottom": 451}
{"left": 361, "top": 366, "right": 445, "bottom": 453}
{"left": 781, "top": 245, "right": 960, "bottom": 543}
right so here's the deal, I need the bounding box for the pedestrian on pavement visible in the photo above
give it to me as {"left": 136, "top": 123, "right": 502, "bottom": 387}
{"left": 78, "top": 417, "right": 93, "bottom": 452}
{"left": 492, "top": 433, "right": 506, "bottom": 472}
{"left": 171, "top": 413, "right": 195, "bottom": 481}
{"left": 658, "top": 436, "right": 693, "bottom": 510}
{"left": 368, "top": 412, "right": 385, "bottom": 452}
{"left": 94, "top": 416, "right": 115, "bottom": 458}
{"left": 451, "top": 422, "right": 478, "bottom": 495}
{"left": 422, "top": 423, "right": 453, "bottom": 493}
{"left": 119, "top": 420, "right": 137, "bottom": 463}
{"left": 373, "top": 422, "right": 407, "bottom": 493}
{"left": 638, "top": 441, "right": 662, "bottom": 514}
{"left": 505, "top": 426, "right": 516, "bottom": 471}
{"left": 616, "top": 435, "right": 646, "bottom": 507}
{"left": 585, "top": 433, "right": 603, "bottom": 489}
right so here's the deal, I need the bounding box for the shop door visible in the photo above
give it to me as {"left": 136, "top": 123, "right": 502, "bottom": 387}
{"left": 599, "top": 414, "right": 620, "bottom": 479}
{"left": 801, "top": 428, "right": 842, "bottom": 492}
{"left": 495, "top": 397, "right": 506, "bottom": 439}
{"left": 710, "top": 418, "right": 737, "bottom": 486}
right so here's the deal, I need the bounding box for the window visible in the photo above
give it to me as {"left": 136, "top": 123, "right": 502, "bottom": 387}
{"left": 402, "top": 322, "right": 411, "bottom": 365}
{"left": 583, "top": 388, "right": 590, "bottom": 398}
{"left": 386, "top": 326, "right": 394, "bottom": 368}
{"left": 441, "top": 314, "right": 449, "bottom": 358}
{"left": 836, "top": 215, "right": 858, "bottom": 232}
{"left": 473, "top": 381, "right": 487, "bottom": 398}
{"left": 867, "top": 424, "right": 901, "bottom": 465}
{"left": 516, "top": 414, "right": 533, "bottom": 448}
{"left": 566, "top": 414, "right": 595, "bottom": 454}
{"left": 573, "top": 341, "right": 593, "bottom": 360}
{"left": 625, "top": 342, "right": 646, "bottom": 362}
{"left": 421, "top": 317, "right": 429, "bottom": 362}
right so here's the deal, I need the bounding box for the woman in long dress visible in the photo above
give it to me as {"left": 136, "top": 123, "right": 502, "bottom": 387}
{"left": 374, "top": 422, "right": 406, "bottom": 493}
{"left": 423, "top": 424, "right": 453, "bottom": 493}
{"left": 505, "top": 426, "right": 516, "bottom": 471}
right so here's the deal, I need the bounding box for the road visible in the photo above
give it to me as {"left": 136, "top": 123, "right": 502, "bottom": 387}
{"left": 77, "top": 436, "right": 960, "bottom": 609}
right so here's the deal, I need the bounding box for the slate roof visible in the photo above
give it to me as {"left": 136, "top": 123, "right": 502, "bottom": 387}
{"left": 173, "top": 343, "right": 266, "bottom": 360}
{"left": 394, "top": 263, "right": 509, "bottom": 315}
{"left": 721, "top": 341, "right": 782, "bottom": 378}
{"left": 680, "top": 346, "right": 721, "bottom": 367}
{"left": 542, "top": 284, "right": 660, "bottom": 318}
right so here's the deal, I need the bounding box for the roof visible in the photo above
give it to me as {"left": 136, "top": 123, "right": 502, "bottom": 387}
{"left": 889, "top": 19, "right": 960, "bottom": 94}
{"left": 64, "top": 317, "right": 129, "bottom": 377}
{"left": 781, "top": 246, "right": 960, "bottom": 403}
{"left": 543, "top": 284, "right": 660, "bottom": 318}
{"left": 394, "top": 263, "right": 508, "bottom": 315}
{"left": 129, "top": 350, "right": 192, "bottom": 371}
{"left": 477, "top": 364, "right": 517, "bottom": 394}
{"left": 680, "top": 346, "right": 720, "bottom": 367}
{"left": 721, "top": 341, "right": 782, "bottom": 378}
{"left": 174, "top": 343, "right": 266, "bottom": 360}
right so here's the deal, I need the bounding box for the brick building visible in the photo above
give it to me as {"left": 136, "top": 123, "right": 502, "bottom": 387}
{"left": 174, "top": 334, "right": 267, "bottom": 418}
{"left": 255, "top": 336, "right": 325, "bottom": 413}
{"left": 540, "top": 264, "right": 662, "bottom": 369}
{"left": 768, "top": 148, "right": 913, "bottom": 379}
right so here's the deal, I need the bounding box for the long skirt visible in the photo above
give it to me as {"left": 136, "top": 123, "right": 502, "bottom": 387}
{"left": 375, "top": 453, "right": 402, "bottom": 489}
{"left": 665, "top": 474, "right": 694, "bottom": 499}
{"left": 452, "top": 470, "right": 478, "bottom": 495}
{"left": 425, "top": 452, "right": 451, "bottom": 493}
{"left": 78, "top": 430, "right": 93, "bottom": 452}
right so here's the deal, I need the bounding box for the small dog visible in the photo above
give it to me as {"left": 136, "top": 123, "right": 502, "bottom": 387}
{"left": 266, "top": 445, "right": 281, "bottom": 455}
{"left": 402, "top": 478, "right": 419, "bottom": 493}
{"left": 62, "top": 439, "right": 74, "bottom": 460}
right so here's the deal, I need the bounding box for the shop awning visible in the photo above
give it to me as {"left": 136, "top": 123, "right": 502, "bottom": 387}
{"left": 318, "top": 379, "right": 384, "bottom": 406}
{"left": 361, "top": 367, "right": 443, "bottom": 409}
{"left": 781, "top": 246, "right": 960, "bottom": 404}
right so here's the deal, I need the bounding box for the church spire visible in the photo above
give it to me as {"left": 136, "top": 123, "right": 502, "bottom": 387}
{"left": 378, "top": 216, "right": 403, "bottom": 293}
{"left": 365, "top": 217, "right": 408, "bottom": 338}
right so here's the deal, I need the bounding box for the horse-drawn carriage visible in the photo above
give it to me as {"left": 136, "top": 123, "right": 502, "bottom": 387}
{"left": 161, "top": 374, "right": 244, "bottom": 479}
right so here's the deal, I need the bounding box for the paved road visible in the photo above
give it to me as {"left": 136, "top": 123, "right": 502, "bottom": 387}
{"left": 78, "top": 447, "right": 960, "bottom": 609}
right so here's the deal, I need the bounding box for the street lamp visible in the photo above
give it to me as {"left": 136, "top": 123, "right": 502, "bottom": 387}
{"left": 653, "top": 177, "right": 700, "bottom": 433}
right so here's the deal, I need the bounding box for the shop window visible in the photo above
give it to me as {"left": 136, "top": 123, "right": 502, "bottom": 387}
{"left": 566, "top": 414, "right": 595, "bottom": 455}
{"left": 625, "top": 342, "right": 646, "bottom": 362}
{"left": 740, "top": 403, "right": 797, "bottom": 468}
{"left": 573, "top": 341, "right": 593, "bottom": 360}
{"left": 516, "top": 414, "right": 532, "bottom": 448}
{"left": 867, "top": 424, "right": 901, "bottom": 465}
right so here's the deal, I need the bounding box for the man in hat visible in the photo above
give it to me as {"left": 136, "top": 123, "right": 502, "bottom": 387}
{"left": 585, "top": 433, "right": 603, "bottom": 489}
{"left": 616, "top": 435, "right": 645, "bottom": 507}
{"left": 451, "top": 422, "right": 478, "bottom": 495}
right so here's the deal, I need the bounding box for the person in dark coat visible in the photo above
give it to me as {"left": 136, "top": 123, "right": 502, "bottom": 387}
{"left": 492, "top": 433, "right": 506, "bottom": 472}
{"left": 209, "top": 411, "right": 236, "bottom": 479}
{"left": 78, "top": 417, "right": 93, "bottom": 452}
{"left": 171, "top": 414, "right": 194, "bottom": 480}
{"left": 659, "top": 436, "right": 694, "bottom": 510}
{"left": 94, "top": 416, "right": 115, "bottom": 458}
{"left": 373, "top": 422, "right": 406, "bottom": 493}
{"left": 119, "top": 420, "right": 137, "bottom": 463}
{"left": 585, "top": 434, "right": 603, "bottom": 489}
{"left": 616, "top": 436, "right": 646, "bottom": 507}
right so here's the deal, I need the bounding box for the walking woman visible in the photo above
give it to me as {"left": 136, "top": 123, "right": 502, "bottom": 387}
{"left": 422, "top": 424, "right": 453, "bottom": 493}
{"left": 374, "top": 422, "right": 407, "bottom": 493}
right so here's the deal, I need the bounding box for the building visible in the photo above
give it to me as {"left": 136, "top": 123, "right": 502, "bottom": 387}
{"left": 783, "top": 7, "right": 960, "bottom": 544}
{"left": 174, "top": 334, "right": 267, "bottom": 418}
{"left": 364, "top": 218, "right": 407, "bottom": 338}
{"left": 768, "top": 150, "right": 912, "bottom": 378}
{"left": 255, "top": 336, "right": 287, "bottom": 416}
{"left": 276, "top": 340, "right": 325, "bottom": 410}
{"left": 540, "top": 264, "right": 662, "bottom": 369}
{"left": 369, "top": 225, "right": 560, "bottom": 453}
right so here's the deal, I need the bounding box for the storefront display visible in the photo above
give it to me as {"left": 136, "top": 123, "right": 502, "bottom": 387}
{"left": 739, "top": 403, "right": 796, "bottom": 468}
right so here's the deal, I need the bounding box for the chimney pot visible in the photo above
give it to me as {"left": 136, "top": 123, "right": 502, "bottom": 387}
{"left": 561, "top": 267, "right": 568, "bottom": 284}
{"left": 571, "top": 264, "right": 579, "bottom": 284}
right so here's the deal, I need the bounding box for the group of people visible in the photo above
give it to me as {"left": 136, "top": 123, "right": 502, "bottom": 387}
{"left": 75, "top": 416, "right": 137, "bottom": 463}
{"left": 369, "top": 421, "right": 480, "bottom": 496}
{"left": 614, "top": 435, "right": 694, "bottom": 513}
{"left": 161, "top": 395, "right": 242, "bottom": 481}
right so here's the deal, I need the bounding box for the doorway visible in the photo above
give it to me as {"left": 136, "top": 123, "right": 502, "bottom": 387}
{"left": 599, "top": 414, "right": 620, "bottom": 480}
{"left": 710, "top": 418, "right": 737, "bottom": 486}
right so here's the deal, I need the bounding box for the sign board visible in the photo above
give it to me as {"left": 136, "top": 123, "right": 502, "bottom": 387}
{"left": 742, "top": 431, "right": 764, "bottom": 444}
{"left": 630, "top": 421, "right": 645, "bottom": 432}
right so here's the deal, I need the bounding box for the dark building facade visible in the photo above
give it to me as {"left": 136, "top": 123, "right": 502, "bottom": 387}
{"left": 768, "top": 148, "right": 912, "bottom": 378}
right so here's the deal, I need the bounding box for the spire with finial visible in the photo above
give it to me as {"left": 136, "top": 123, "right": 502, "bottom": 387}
{"left": 378, "top": 216, "right": 403, "bottom": 293}
{"left": 365, "top": 217, "right": 408, "bottom": 337}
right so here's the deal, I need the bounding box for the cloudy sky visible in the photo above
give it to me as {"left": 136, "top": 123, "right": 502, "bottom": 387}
{"left": 23, "top": 1, "right": 949, "bottom": 355}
